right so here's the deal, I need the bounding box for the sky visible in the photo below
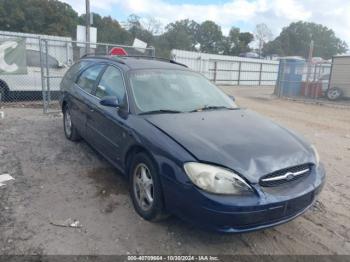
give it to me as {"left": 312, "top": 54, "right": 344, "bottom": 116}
{"left": 61, "top": 0, "right": 350, "bottom": 45}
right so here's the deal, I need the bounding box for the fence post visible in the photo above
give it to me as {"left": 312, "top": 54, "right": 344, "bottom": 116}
{"left": 39, "top": 37, "right": 47, "bottom": 113}
{"left": 258, "top": 63, "right": 263, "bottom": 86}
{"left": 237, "top": 61, "right": 242, "bottom": 86}
{"left": 280, "top": 60, "right": 286, "bottom": 97}
{"left": 213, "top": 61, "right": 217, "bottom": 83}
{"left": 45, "top": 40, "right": 51, "bottom": 106}
{"left": 66, "top": 41, "right": 69, "bottom": 65}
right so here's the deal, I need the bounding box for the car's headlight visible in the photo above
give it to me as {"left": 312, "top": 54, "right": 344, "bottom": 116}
{"left": 183, "top": 162, "right": 253, "bottom": 195}
{"left": 311, "top": 145, "right": 320, "bottom": 167}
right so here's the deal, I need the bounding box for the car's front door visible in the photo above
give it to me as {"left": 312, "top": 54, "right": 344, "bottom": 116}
{"left": 72, "top": 63, "right": 106, "bottom": 138}
{"left": 86, "top": 65, "right": 129, "bottom": 167}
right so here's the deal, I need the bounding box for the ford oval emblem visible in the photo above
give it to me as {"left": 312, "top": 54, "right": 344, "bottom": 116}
{"left": 285, "top": 172, "right": 295, "bottom": 181}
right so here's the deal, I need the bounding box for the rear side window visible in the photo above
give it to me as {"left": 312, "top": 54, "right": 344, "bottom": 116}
{"left": 65, "top": 61, "right": 91, "bottom": 81}
{"left": 77, "top": 64, "right": 105, "bottom": 93}
{"left": 95, "top": 66, "right": 126, "bottom": 102}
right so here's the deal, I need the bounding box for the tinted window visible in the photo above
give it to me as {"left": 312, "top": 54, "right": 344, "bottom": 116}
{"left": 96, "top": 66, "right": 126, "bottom": 102}
{"left": 77, "top": 64, "right": 105, "bottom": 93}
{"left": 65, "top": 61, "right": 91, "bottom": 81}
{"left": 26, "top": 50, "right": 58, "bottom": 68}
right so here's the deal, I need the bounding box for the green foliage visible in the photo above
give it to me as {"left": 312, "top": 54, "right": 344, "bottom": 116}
{"left": 0, "top": 0, "right": 78, "bottom": 37}
{"left": 80, "top": 13, "right": 131, "bottom": 45}
{"left": 197, "top": 21, "right": 223, "bottom": 53}
{"left": 1, "top": 1, "right": 347, "bottom": 60}
{"left": 221, "top": 27, "right": 254, "bottom": 56}
{"left": 263, "top": 21, "right": 348, "bottom": 59}
{"left": 162, "top": 19, "right": 199, "bottom": 51}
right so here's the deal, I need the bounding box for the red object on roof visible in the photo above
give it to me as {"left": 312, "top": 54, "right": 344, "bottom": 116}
{"left": 110, "top": 47, "right": 128, "bottom": 56}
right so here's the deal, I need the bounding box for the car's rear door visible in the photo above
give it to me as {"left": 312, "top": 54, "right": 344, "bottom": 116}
{"left": 86, "top": 65, "right": 129, "bottom": 167}
{"left": 72, "top": 63, "right": 106, "bottom": 138}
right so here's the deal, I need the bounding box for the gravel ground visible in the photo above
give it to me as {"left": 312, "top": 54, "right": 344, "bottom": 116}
{"left": 0, "top": 87, "right": 349, "bottom": 255}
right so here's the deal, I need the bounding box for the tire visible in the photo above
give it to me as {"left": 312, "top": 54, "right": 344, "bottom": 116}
{"left": 63, "top": 105, "right": 81, "bottom": 141}
{"left": 327, "top": 87, "right": 342, "bottom": 101}
{"left": 129, "top": 152, "right": 168, "bottom": 221}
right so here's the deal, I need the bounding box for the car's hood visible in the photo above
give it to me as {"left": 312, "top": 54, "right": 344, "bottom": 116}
{"left": 144, "top": 109, "right": 314, "bottom": 183}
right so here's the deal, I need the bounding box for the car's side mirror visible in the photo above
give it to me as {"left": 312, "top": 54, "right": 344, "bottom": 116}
{"left": 100, "top": 96, "right": 120, "bottom": 108}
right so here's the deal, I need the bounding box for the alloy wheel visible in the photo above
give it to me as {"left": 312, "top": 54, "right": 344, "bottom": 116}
{"left": 133, "top": 163, "right": 154, "bottom": 211}
{"left": 64, "top": 108, "right": 72, "bottom": 138}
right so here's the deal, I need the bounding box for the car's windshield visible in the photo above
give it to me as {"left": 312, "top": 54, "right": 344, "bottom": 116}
{"left": 129, "top": 69, "right": 237, "bottom": 113}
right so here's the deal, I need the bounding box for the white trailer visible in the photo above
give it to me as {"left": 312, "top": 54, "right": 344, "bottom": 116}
{"left": 327, "top": 55, "right": 350, "bottom": 100}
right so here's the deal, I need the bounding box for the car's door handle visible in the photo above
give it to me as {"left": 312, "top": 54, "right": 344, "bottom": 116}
{"left": 98, "top": 85, "right": 106, "bottom": 91}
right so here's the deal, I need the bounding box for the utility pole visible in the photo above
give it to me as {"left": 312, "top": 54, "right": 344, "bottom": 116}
{"left": 85, "top": 0, "right": 90, "bottom": 54}
{"left": 305, "top": 40, "right": 314, "bottom": 98}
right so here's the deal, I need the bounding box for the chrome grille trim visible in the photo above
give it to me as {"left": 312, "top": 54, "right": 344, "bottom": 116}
{"left": 261, "top": 168, "right": 310, "bottom": 182}
{"left": 259, "top": 164, "right": 312, "bottom": 187}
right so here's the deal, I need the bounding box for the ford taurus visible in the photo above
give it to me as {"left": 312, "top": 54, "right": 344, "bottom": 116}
{"left": 59, "top": 54, "right": 325, "bottom": 233}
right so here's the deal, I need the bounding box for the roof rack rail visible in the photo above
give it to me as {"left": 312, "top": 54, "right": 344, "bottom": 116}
{"left": 81, "top": 53, "right": 126, "bottom": 64}
{"left": 116, "top": 55, "right": 188, "bottom": 68}
{"left": 80, "top": 53, "right": 95, "bottom": 58}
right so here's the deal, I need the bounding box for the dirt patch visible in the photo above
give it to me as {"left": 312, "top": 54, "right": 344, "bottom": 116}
{"left": 87, "top": 167, "right": 128, "bottom": 198}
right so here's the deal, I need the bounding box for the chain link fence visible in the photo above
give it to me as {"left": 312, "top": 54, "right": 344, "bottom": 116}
{"left": 0, "top": 31, "right": 155, "bottom": 113}
{"left": 2, "top": 31, "right": 349, "bottom": 112}
{"left": 275, "top": 57, "right": 350, "bottom": 105}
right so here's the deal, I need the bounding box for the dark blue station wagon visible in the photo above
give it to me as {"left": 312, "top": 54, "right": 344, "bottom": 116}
{"left": 59, "top": 55, "right": 325, "bottom": 233}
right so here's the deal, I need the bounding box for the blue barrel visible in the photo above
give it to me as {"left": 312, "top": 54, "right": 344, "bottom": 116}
{"left": 276, "top": 58, "right": 306, "bottom": 97}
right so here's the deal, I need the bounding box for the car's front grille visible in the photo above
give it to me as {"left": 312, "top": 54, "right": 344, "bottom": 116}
{"left": 259, "top": 163, "right": 313, "bottom": 187}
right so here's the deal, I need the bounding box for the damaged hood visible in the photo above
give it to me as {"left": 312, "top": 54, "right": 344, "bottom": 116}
{"left": 145, "top": 109, "right": 315, "bottom": 183}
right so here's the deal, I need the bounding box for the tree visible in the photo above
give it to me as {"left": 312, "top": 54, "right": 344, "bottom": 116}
{"left": 222, "top": 27, "right": 240, "bottom": 55}
{"left": 125, "top": 14, "right": 154, "bottom": 45}
{"left": 162, "top": 19, "right": 199, "bottom": 50}
{"left": 222, "top": 27, "right": 254, "bottom": 56}
{"left": 197, "top": 21, "right": 223, "bottom": 53}
{"left": 79, "top": 13, "right": 131, "bottom": 45}
{"left": 142, "top": 16, "right": 163, "bottom": 35}
{"left": 0, "top": 0, "right": 79, "bottom": 37}
{"left": 254, "top": 23, "right": 272, "bottom": 57}
{"left": 150, "top": 19, "right": 200, "bottom": 58}
{"left": 238, "top": 32, "right": 254, "bottom": 53}
{"left": 263, "top": 21, "right": 348, "bottom": 59}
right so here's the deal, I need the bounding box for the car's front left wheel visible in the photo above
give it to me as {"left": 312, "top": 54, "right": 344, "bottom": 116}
{"left": 63, "top": 105, "right": 81, "bottom": 141}
{"left": 129, "top": 152, "right": 168, "bottom": 221}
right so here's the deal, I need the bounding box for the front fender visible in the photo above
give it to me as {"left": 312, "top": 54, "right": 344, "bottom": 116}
{"left": 123, "top": 115, "right": 196, "bottom": 185}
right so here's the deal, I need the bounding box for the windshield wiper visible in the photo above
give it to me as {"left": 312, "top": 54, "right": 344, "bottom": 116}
{"left": 139, "top": 109, "right": 182, "bottom": 115}
{"left": 189, "top": 105, "right": 236, "bottom": 112}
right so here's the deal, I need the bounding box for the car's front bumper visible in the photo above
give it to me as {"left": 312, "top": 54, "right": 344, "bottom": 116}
{"left": 163, "top": 164, "right": 325, "bottom": 233}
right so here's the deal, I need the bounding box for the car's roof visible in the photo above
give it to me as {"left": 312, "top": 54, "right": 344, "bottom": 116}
{"left": 81, "top": 55, "right": 188, "bottom": 71}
